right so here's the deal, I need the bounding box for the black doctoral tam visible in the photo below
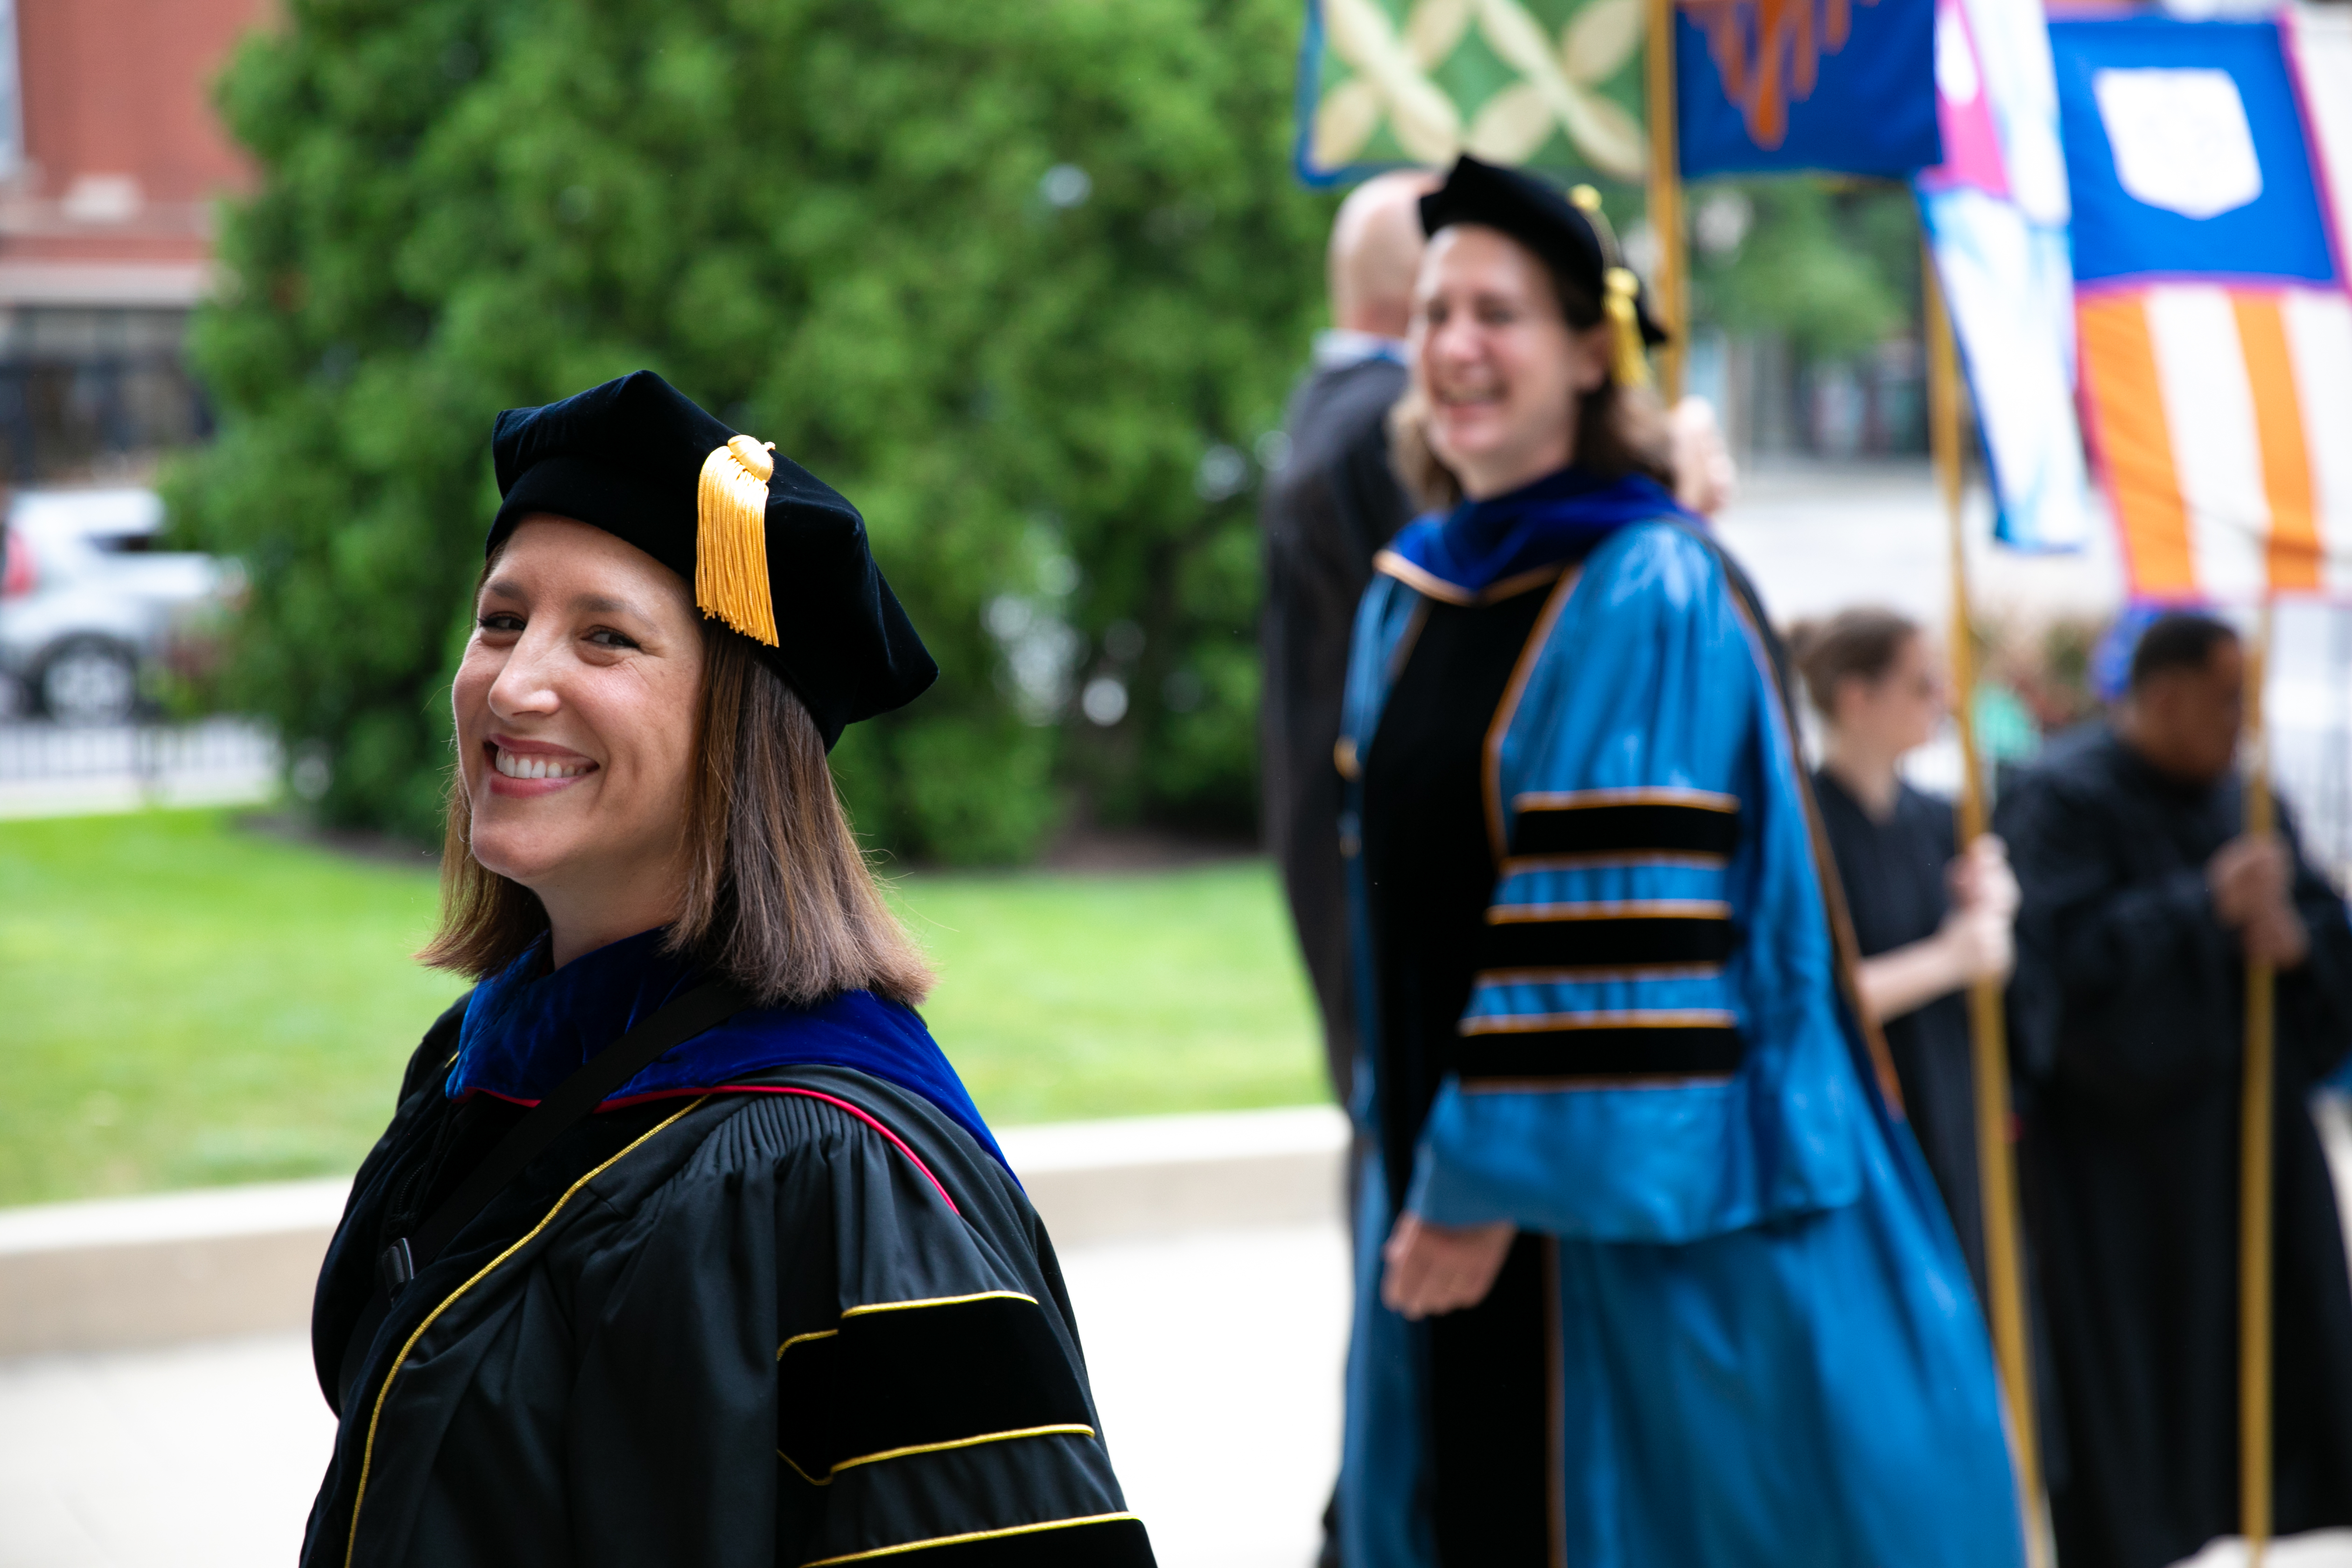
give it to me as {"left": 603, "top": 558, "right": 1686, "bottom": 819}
{"left": 1419, "top": 154, "right": 1669, "bottom": 348}
{"left": 488, "top": 370, "right": 937, "bottom": 748}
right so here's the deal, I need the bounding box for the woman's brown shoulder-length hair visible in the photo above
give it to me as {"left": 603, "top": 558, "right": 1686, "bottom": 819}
{"left": 418, "top": 613, "right": 934, "bottom": 1008}
{"left": 1387, "top": 250, "right": 1677, "bottom": 515}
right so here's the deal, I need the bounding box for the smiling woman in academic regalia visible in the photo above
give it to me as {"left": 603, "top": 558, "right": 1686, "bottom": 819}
{"left": 1336, "top": 156, "right": 2021, "bottom": 1566}
{"left": 305, "top": 372, "right": 1154, "bottom": 1568}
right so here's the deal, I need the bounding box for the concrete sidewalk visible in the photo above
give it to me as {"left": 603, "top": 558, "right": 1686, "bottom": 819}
{"left": 0, "top": 1107, "right": 1351, "bottom": 1358}
{"left": 0, "top": 1105, "right": 1353, "bottom": 1566}
{"left": 15, "top": 1225, "right": 2352, "bottom": 1568}
{"left": 0, "top": 1221, "right": 1351, "bottom": 1568}
{"left": 6, "top": 1093, "right": 2351, "bottom": 1568}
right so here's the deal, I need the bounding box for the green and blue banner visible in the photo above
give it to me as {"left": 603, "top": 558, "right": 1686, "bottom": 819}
{"left": 1295, "top": 0, "right": 1942, "bottom": 185}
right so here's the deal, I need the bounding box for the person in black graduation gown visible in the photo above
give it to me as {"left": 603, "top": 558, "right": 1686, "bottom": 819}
{"left": 307, "top": 371, "right": 1155, "bottom": 1568}
{"left": 1793, "top": 607, "right": 2017, "bottom": 1293}
{"left": 1997, "top": 611, "right": 2352, "bottom": 1568}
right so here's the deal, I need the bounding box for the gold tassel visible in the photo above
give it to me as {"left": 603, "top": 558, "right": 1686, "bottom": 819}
{"left": 1567, "top": 186, "right": 1653, "bottom": 387}
{"left": 695, "top": 434, "right": 779, "bottom": 646}
{"left": 1604, "top": 267, "right": 1652, "bottom": 389}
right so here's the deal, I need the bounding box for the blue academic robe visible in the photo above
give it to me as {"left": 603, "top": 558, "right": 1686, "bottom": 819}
{"left": 1337, "top": 506, "right": 2022, "bottom": 1567}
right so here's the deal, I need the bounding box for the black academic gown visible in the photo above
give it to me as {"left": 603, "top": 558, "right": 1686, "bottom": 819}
{"left": 1259, "top": 346, "right": 1414, "bottom": 1105}
{"left": 1996, "top": 724, "right": 2352, "bottom": 1568}
{"left": 308, "top": 1011, "right": 1153, "bottom": 1568}
{"left": 1812, "top": 770, "right": 1987, "bottom": 1295}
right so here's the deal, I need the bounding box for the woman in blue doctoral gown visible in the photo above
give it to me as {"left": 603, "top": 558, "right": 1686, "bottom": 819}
{"left": 1335, "top": 154, "right": 2021, "bottom": 1567}
{"left": 307, "top": 372, "right": 1153, "bottom": 1568}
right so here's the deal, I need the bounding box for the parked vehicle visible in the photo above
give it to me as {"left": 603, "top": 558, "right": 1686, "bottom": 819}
{"left": 0, "top": 489, "right": 237, "bottom": 724}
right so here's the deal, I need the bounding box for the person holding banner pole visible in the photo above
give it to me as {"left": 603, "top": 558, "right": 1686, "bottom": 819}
{"left": 1792, "top": 607, "right": 2019, "bottom": 1300}
{"left": 1995, "top": 614, "right": 2352, "bottom": 1568}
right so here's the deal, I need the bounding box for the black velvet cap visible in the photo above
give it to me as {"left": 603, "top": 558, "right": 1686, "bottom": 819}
{"left": 1419, "top": 154, "right": 1669, "bottom": 346}
{"left": 488, "top": 371, "right": 936, "bottom": 749}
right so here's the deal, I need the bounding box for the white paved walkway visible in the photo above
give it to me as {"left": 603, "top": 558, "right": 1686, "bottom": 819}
{"left": 0, "top": 1221, "right": 1351, "bottom": 1568}
{"left": 10, "top": 1196, "right": 2352, "bottom": 1568}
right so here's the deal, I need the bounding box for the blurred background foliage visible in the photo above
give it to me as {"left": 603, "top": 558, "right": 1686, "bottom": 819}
{"left": 1687, "top": 178, "right": 1922, "bottom": 359}
{"left": 168, "top": 0, "right": 1333, "bottom": 862}
{"left": 166, "top": 0, "right": 1927, "bottom": 862}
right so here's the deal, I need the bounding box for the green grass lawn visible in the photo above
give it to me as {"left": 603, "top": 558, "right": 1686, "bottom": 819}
{"left": 0, "top": 809, "right": 1325, "bottom": 1208}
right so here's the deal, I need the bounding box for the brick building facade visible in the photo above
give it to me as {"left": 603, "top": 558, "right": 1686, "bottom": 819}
{"left": 0, "top": 0, "right": 269, "bottom": 479}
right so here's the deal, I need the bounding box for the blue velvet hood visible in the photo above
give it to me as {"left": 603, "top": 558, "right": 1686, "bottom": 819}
{"left": 1375, "top": 466, "right": 1701, "bottom": 602}
{"left": 447, "top": 928, "right": 1007, "bottom": 1171}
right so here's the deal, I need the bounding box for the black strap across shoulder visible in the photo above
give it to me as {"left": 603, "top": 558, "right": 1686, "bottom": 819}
{"left": 337, "top": 976, "right": 752, "bottom": 1400}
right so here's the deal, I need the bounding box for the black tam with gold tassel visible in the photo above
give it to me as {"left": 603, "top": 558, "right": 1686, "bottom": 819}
{"left": 487, "top": 371, "right": 937, "bottom": 748}
{"left": 1418, "top": 154, "right": 1669, "bottom": 388}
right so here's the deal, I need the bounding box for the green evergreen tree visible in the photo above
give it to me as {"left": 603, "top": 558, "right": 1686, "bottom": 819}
{"left": 171, "top": 0, "right": 1330, "bottom": 860}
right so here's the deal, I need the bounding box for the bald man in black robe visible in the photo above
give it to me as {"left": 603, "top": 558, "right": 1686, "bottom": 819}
{"left": 1997, "top": 613, "right": 2352, "bottom": 1568}
{"left": 1259, "top": 170, "right": 1433, "bottom": 1110}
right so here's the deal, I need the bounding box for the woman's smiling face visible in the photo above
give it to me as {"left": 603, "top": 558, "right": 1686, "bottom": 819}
{"left": 453, "top": 516, "right": 706, "bottom": 945}
{"left": 1409, "top": 223, "right": 1610, "bottom": 499}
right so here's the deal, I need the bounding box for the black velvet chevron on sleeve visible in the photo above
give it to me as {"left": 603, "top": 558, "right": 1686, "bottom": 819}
{"left": 1509, "top": 799, "right": 1739, "bottom": 860}
{"left": 1475, "top": 910, "right": 1735, "bottom": 973}
{"left": 777, "top": 1292, "right": 1095, "bottom": 1485}
{"left": 815, "top": 1515, "right": 1157, "bottom": 1566}
{"left": 1456, "top": 1022, "right": 1745, "bottom": 1082}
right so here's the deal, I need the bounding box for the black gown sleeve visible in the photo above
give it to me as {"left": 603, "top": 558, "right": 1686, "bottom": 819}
{"left": 1258, "top": 358, "right": 1412, "bottom": 1106}
{"left": 557, "top": 1089, "right": 1153, "bottom": 1568}
{"left": 1999, "top": 772, "right": 2238, "bottom": 1104}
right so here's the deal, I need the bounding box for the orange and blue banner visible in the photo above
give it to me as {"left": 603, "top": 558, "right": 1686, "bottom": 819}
{"left": 2078, "top": 284, "right": 2352, "bottom": 600}
{"left": 1676, "top": 0, "right": 1941, "bottom": 176}
{"left": 2053, "top": 13, "right": 2352, "bottom": 601}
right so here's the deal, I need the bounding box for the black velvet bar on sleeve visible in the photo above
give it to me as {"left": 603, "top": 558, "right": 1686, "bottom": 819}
{"left": 1508, "top": 800, "right": 1740, "bottom": 860}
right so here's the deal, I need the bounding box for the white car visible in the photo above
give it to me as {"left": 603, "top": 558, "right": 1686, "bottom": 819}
{"left": 0, "top": 489, "right": 237, "bottom": 725}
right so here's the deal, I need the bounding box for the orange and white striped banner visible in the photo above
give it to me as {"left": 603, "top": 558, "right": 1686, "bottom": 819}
{"left": 2079, "top": 283, "right": 2352, "bottom": 601}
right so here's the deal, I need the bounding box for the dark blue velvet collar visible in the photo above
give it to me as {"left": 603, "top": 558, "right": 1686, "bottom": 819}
{"left": 1377, "top": 467, "right": 1697, "bottom": 600}
{"left": 447, "top": 928, "right": 1008, "bottom": 1171}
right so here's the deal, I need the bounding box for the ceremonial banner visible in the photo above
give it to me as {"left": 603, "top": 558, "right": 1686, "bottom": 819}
{"left": 2055, "top": 18, "right": 2335, "bottom": 287}
{"left": 2051, "top": 16, "right": 2352, "bottom": 600}
{"left": 1675, "top": 0, "right": 1939, "bottom": 176}
{"left": 1295, "top": 0, "right": 1650, "bottom": 184}
{"left": 1917, "top": 0, "right": 2088, "bottom": 551}
{"left": 2077, "top": 286, "right": 2352, "bottom": 600}
{"left": 2293, "top": 6, "right": 2352, "bottom": 249}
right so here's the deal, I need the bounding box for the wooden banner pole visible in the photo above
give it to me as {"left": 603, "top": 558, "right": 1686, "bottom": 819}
{"left": 1924, "top": 239, "right": 2048, "bottom": 1568}
{"left": 2241, "top": 601, "right": 2277, "bottom": 1566}
{"left": 1643, "top": 0, "right": 1686, "bottom": 402}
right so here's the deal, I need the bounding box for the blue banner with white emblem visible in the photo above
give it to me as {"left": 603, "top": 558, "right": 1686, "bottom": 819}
{"left": 2048, "top": 15, "right": 2337, "bottom": 286}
